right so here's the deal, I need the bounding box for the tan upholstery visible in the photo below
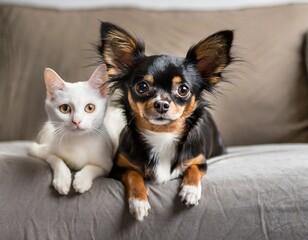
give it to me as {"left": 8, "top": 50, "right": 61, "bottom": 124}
{"left": 1, "top": 4, "right": 308, "bottom": 145}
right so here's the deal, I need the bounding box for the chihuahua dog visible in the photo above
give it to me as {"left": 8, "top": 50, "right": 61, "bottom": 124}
{"left": 98, "top": 22, "right": 233, "bottom": 221}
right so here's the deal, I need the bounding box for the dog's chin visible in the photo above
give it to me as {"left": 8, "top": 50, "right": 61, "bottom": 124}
{"left": 148, "top": 118, "right": 172, "bottom": 125}
{"left": 144, "top": 116, "right": 172, "bottom": 125}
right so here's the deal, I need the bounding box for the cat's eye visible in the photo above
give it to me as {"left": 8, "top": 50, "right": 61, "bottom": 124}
{"left": 85, "top": 104, "right": 95, "bottom": 113}
{"left": 177, "top": 84, "right": 190, "bottom": 97}
{"left": 135, "top": 81, "right": 149, "bottom": 94}
{"left": 59, "top": 104, "right": 71, "bottom": 114}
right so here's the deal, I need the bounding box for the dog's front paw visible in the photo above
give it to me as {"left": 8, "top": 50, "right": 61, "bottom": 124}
{"left": 73, "top": 171, "right": 93, "bottom": 193}
{"left": 179, "top": 183, "right": 201, "bottom": 206}
{"left": 128, "top": 198, "right": 151, "bottom": 221}
{"left": 52, "top": 168, "right": 72, "bottom": 195}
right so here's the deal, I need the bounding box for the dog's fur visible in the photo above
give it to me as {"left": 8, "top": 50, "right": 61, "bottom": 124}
{"left": 98, "top": 22, "right": 233, "bottom": 221}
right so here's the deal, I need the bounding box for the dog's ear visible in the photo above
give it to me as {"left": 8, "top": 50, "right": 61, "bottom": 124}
{"left": 98, "top": 22, "right": 145, "bottom": 77}
{"left": 186, "top": 30, "right": 233, "bottom": 86}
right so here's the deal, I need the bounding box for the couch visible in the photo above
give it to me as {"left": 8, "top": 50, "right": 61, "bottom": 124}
{"left": 1, "top": 2, "right": 308, "bottom": 239}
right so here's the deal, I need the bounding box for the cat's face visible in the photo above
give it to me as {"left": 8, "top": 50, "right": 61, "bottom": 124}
{"left": 44, "top": 65, "right": 109, "bottom": 134}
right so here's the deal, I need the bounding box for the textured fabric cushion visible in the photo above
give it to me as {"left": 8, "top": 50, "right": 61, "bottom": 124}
{"left": 1, "top": 141, "right": 308, "bottom": 239}
{"left": 1, "top": 5, "right": 308, "bottom": 145}
{"left": 305, "top": 32, "right": 308, "bottom": 77}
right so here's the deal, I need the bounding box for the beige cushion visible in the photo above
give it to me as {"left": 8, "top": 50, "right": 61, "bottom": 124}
{"left": 1, "top": 5, "right": 308, "bottom": 145}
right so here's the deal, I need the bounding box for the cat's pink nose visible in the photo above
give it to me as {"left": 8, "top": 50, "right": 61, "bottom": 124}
{"left": 72, "top": 120, "right": 81, "bottom": 126}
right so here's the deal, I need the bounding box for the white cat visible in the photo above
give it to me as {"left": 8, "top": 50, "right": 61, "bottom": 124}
{"left": 29, "top": 64, "right": 119, "bottom": 195}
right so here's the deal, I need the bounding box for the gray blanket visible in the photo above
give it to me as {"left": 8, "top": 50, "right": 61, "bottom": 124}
{"left": 1, "top": 142, "right": 308, "bottom": 239}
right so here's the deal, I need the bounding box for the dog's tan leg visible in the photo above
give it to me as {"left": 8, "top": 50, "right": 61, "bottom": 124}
{"left": 179, "top": 164, "right": 206, "bottom": 206}
{"left": 122, "top": 169, "right": 151, "bottom": 221}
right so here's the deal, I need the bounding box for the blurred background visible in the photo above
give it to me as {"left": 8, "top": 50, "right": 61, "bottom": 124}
{"left": 1, "top": 0, "right": 308, "bottom": 146}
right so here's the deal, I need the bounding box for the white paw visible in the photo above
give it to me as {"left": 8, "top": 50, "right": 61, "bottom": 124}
{"left": 179, "top": 183, "right": 201, "bottom": 206}
{"left": 73, "top": 171, "right": 93, "bottom": 193}
{"left": 128, "top": 198, "right": 151, "bottom": 221}
{"left": 52, "top": 168, "right": 72, "bottom": 195}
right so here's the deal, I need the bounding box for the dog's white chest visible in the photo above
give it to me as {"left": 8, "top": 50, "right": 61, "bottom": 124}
{"left": 142, "top": 130, "right": 181, "bottom": 183}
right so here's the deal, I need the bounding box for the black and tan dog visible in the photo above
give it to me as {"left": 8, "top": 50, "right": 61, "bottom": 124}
{"left": 98, "top": 22, "right": 233, "bottom": 221}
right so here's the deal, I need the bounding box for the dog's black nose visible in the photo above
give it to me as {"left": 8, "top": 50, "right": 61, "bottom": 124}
{"left": 154, "top": 100, "right": 170, "bottom": 114}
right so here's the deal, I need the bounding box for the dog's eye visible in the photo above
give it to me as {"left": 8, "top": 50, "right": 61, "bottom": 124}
{"left": 177, "top": 84, "right": 190, "bottom": 97}
{"left": 135, "top": 81, "right": 149, "bottom": 94}
{"left": 59, "top": 104, "right": 71, "bottom": 114}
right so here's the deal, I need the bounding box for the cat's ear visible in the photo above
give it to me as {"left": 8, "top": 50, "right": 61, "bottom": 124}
{"left": 88, "top": 64, "right": 109, "bottom": 97}
{"left": 185, "top": 30, "right": 233, "bottom": 88}
{"left": 44, "top": 68, "right": 65, "bottom": 97}
{"left": 98, "top": 22, "right": 145, "bottom": 77}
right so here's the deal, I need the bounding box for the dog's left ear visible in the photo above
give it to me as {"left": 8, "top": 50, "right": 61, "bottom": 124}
{"left": 98, "top": 22, "right": 145, "bottom": 78}
{"left": 186, "top": 30, "right": 233, "bottom": 86}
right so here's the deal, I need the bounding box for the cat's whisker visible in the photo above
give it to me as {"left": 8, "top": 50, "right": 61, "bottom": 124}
{"left": 91, "top": 127, "right": 112, "bottom": 147}
{"left": 54, "top": 127, "right": 67, "bottom": 145}
{"left": 91, "top": 130, "right": 103, "bottom": 143}
{"left": 57, "top": 128, "right": 68, "bottom": 146}
{"left": 91, "top": 127, "right": 106, "bottom": 138}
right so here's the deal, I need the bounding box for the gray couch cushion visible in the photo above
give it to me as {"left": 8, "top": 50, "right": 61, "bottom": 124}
{"left": 1, "top": 141, "right": 308, "bottom": 239}
{"left": 1, "top": 5, "right": 308, "bottom": 145}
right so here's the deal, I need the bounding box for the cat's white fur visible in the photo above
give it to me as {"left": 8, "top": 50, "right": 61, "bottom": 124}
{"left": 103, "top": 89, "right": 125, "bottom": 155}
{"left": 28, "top": 64, "right": 124, "bottom": 194}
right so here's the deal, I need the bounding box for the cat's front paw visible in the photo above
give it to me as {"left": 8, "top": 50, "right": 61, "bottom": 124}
{"left": 73, "top": 171, "right": 93, "bottom": 193}
{"left": 128, "top": 198, "right": 151, "bottom": 221}
{"left": 179, "top": 183, "right": 202, "bottom": 206}
{"left": 52, "top": 168, "right": 72, "bottom": 195}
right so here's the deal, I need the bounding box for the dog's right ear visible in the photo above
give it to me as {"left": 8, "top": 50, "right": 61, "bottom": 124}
{"left": 98, "top": 22, "right": 145, "bottom": 77}
{"left": 185, "top": 30, "right": 233, "bottom": 88}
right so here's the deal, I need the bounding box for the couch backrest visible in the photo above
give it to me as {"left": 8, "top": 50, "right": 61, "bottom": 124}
{"left": 1, "top": 4, "right": 308, "bottom": 145}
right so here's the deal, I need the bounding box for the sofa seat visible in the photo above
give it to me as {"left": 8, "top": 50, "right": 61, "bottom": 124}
{"left": 0, "top": 141, "right": 308, "bottom": 239}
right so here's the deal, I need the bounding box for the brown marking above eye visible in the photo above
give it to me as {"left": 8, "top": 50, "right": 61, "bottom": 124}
{"left": 85, "top": 103, "right": 95, "bottom": 113}
{"left": 172, "top": 76, "right": 182, "bottom": 84}
{"left": 144, "top": 74, "right": 154, "bottom": 84}
{"left": 59, "top": 104, "right": 71, "bottom": 114}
